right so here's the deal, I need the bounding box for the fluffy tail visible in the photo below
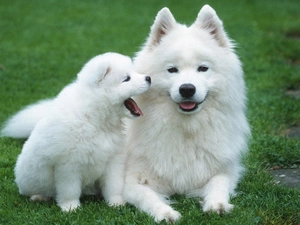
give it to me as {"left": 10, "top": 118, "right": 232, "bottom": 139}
{"left": 1, "top": 99, "right": 54, "bottom": 138}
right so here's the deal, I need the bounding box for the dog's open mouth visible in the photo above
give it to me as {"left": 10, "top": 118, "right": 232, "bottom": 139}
{"left": 179, "top": 97, "right": 206, "bottom": 113}
{"left": 179, "top": 102, "right": 199, "bottom": 112}
{"left": 124, "top": 98, "right": 143, "bottom": 117}
{"left": 178, "top": 94, "right": 207, "bottom": 113}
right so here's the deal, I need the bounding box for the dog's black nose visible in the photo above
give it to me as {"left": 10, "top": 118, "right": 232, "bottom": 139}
{"left": 146, "top": 76, "right": 151, "bottom": 84}
{"left": 179, "top": 84, "right": 196, "bottom": 98}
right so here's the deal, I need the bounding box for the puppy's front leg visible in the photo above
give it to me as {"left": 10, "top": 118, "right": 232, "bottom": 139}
{"left": 54, "top": 166, "right": 82, "bottom": 212}
{"left": 102, "top": 151, "right": 126, "bottom": 206}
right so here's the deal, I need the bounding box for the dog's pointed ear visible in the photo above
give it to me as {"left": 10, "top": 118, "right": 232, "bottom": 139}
{"left": 147, "top": 7, "right": 176, "bottom": 48}
{"left": 193, "top": 5, "right": 231, "bottom": 48}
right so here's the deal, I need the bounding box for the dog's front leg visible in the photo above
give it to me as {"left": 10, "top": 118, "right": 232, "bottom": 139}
{"left": 54, "top": 166, "right": 81, "bottom": 212}
{"left": 201, "top": 173, "right": 234, "bottom": 214}
{"left": 102, "top": 151, "right": 126, "bottom": 206}
{"left": 123, "top": 175, "right": 181, "bottom": 223}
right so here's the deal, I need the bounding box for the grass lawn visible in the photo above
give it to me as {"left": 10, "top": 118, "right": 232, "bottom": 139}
{"left": 1, "top": 0, "right": 300, "bottom": 224}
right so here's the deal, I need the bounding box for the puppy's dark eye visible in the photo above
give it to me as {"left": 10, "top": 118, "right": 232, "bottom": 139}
{"left": 123, "top": 76, "right": 131, "bottom": 82}
{"left": 167, "top": 67, "right": 178, "bottom": 73}
{"left": 198, "top": 66, "right": 209, "bottom": 72}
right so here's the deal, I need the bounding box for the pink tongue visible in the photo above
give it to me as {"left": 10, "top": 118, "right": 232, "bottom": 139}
{"left": 180, "top": 102, "right": 197, "bottom": 110}
{"left": 125, "top": 98, "right": 143, "bottom": 116}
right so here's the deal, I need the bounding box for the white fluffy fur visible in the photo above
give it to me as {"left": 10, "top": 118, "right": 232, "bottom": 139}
{"left": 9, "top": 53, "right": 151, "bottom": 211}
{"left": 1, "top": 99, "right": 53, "bottom": 138}
{"left": 122, "top": 5, "right": 250, "bottom": 222}
{"left": 1, "top": 5, "right": 250, "bottom": 223}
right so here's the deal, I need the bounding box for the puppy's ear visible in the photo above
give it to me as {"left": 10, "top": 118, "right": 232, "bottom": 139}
{"left": 96, "top": 66, "right": 111, "bottom": 83}
{"left": 77, "top": 55, "right": 111, "bottom": 85}
{"left": 146, "top": 7, "right": 176, "bottom": 48}
{"left": 192, "top": 5, "right": 231, "bottom": 48}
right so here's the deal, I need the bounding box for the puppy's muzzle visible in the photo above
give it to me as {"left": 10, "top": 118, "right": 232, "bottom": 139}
{"left": 145, "top": 76, "right": 151, "bottom": 84}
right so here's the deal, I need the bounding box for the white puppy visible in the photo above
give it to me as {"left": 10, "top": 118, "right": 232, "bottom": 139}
{"left": 13, "top": 53, "right": 151, "bottom": 212}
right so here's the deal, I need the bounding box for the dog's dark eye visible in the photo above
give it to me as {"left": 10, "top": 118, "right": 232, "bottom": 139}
{"left": 123, "top": 76, "right": 131, "bottom": 82}
{"left": 198, "top": 66, "right": 209, "bottom": 72}
{"left": 167, "top": 67, "right": 178, "bottom": 73}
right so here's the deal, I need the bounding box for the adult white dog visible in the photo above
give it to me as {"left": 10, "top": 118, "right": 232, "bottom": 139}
{"left": 122, "top": 5, "right": 250, "bottom": 222}
{"left": 3, "top": 53, "right": 151, "bottom": 211}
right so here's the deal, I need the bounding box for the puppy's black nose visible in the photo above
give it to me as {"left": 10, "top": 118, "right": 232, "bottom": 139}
{"left": 179, "top": 84, "right": 196, "bottom": 98}
{"left": 146, "top": 76, "right": 151, "bottom": 84}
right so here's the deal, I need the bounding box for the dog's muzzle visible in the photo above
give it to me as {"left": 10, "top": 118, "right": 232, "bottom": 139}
{"left": 177, "top": 83, "right": 206, "bottom": 113}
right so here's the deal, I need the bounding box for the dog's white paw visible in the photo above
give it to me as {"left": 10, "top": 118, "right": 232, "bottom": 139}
{"left": 59, "top": 200, "right": 80, "bottom": 212}
{"left": 30, "top": 194, "right": 48, "bottom": 202}
{"left": 154, "top": 206, "right": 182, "bottom": 223}
{"left": 107, "top": 195, "right": 125, "bottom": 207}
{"left": 202, "top": 200, "right": 234, "bottom": 214}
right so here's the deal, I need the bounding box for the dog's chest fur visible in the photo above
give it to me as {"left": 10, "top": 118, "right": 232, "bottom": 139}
{"left": 127, "top": 114, "right": 235, "bottom": 194}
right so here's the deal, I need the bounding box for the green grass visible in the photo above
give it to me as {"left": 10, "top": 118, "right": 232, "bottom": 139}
{"left": 1, "top": 0, "right": 300, "bottom": 224}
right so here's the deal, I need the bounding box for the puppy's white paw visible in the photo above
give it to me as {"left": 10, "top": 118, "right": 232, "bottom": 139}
{"left": 107, "top": 195, "right": 125, "bottom": 207}
{"left": 30, "top": 194, "right": 48, "bottom": 202}
{"left": 154, "top": 206, "right": 181, "bottom": 223}
{"left": 202, "top": 200, "right": 234, "bottom": 214}
{"left": 59, "top": 200, "right": 80, "bottom": 212}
